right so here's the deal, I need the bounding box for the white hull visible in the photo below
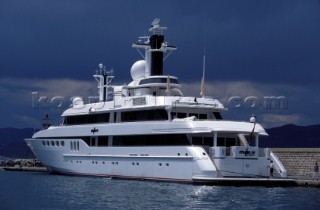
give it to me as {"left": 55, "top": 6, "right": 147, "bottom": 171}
{"left": 26, "top": 134, "right": 276, "bottom": 183}
{"left": 26, "top": 139, "right": 214, "bottom": 182}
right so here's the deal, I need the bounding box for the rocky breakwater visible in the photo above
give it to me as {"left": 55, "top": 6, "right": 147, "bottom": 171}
{"left": 0, "top": 159, "right": 47, "bottom": 172}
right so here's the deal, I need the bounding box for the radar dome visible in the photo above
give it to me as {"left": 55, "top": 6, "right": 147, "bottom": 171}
{"left": 130, "top": 60, "right": 146, "bottom": 80}
{"left": 72, "top": 97, "right": 84, "bottom": 108}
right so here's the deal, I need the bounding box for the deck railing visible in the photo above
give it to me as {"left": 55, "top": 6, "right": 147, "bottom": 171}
{"left": 270, "top": 150, "right": 287, "bottom": 178}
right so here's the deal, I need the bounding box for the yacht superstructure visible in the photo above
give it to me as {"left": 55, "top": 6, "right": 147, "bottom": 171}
{"left": 26, "top": 19, "right": 289, "bottom": 184}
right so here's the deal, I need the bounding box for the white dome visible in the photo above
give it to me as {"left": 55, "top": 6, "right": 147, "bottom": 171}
{"left": 72, "top": 97, "right": 84, "bottom": 108}
{"left": 130, "top": 60, "right": 146, "bottom": 80}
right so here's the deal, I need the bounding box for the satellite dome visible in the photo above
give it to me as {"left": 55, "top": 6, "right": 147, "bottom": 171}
{"left": 72, "top": 97, "right": 84, "bottom": 108}
{"left": 130, "top": 60, "right": 146, "bottom": 80}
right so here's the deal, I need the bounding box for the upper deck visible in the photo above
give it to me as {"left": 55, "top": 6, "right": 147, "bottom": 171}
{"left": 62, "top": 94, "right": 226, "bottom": 117}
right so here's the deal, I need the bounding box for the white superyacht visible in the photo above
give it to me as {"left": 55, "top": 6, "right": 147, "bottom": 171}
{"left": 26, "top": 19, "right": 291, "bottom": 185}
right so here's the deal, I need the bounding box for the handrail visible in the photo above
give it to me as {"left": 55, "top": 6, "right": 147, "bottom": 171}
{"left": 270, "top": 150, "right": 287, "bottom": 178}
{"left": 208, "top": 147, "right": 223, "bottom": 177}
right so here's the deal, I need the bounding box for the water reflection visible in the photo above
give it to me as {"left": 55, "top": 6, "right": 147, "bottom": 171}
{"left": 2, "top": 172, "right": 320, "bottom": 210}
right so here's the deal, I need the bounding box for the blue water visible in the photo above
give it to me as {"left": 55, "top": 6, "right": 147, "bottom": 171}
{"left": 0, "top": 171, "right": 319, "bottom": 210}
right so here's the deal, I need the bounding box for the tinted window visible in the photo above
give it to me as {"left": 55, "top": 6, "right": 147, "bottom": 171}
{"left": 121, "top": 109, "right": 167, "bottom": 122}
{"left": 113, "top": 134, "right": 189, "bottom": 146}
{"left": 64, "top": 113, "right": 110, "bottom": 125}
{"left": 139, "top": 78, "right": 179, "bottom": 85}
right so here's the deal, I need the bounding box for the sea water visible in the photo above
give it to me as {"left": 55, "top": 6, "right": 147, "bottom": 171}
{"left": 0, "top": 171, "right": 319, "bottom": 210}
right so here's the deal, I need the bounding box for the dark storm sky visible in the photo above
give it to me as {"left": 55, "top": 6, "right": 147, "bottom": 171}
{"left": 1, "top": 0, "right": 320, "bottom": 128}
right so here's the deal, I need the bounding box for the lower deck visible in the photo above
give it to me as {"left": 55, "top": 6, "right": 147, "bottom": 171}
{"left": 26, "top": 135, "right": 288, "bottom": 182}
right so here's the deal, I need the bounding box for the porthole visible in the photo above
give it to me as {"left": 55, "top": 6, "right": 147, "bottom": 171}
{"left": 102, "top": 161, "right": 105, "bottom": 164}
{"left": 56, "top": 141, "right": 59, "bottom": 146}
{"left": 177, "top": 153, "right": 180, "bottom": 156}
{"left": 136, "top": 163, "right": 139, "bottom": 166}
{"left": 51, "top": 141, "right": 54, "bottom": 146}
{"left": 112, "top": 162, "right": 114, "bottom": 165}
{"left": 92, "top": 161, "right": 94, "bottom": 164}
{"left": 159, "top": 163, "right": 162, "bottom": 166}
{"left": 132, "top": 162, "right": 135, "bottom": 165}
{"left": 61, "top": 141, "right": 65, "bottom": 146}
{"left": 185, "top": 153, "right": 188, "bottom": 156}
{"left": 46, "top": 141, "right": 50, "bottom": 146}
{"left": 42, "top": 141, "right": 46, "bottom": 146}
{"left": 202, "top": 152, "right": 206, "bottom": 156}
{"left": 166, "top": 163, "right": 169, "bottom": 166}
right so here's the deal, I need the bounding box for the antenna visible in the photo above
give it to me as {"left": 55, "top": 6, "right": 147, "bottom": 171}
{"left": 200, "top": 15, "right": 207, "bottom": 98}
{"left": 200, "top": 52, "right": 206, "bottom": 97}
{"left": 151, "top": 18, "right": 160, "bottom": 27}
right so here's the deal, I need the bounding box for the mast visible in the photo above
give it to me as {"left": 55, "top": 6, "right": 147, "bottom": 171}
{"left": 149, "top": 18, "right": 166, "bottom": 75}
{"left": 93, "top": 63, "right": 114, "bottom": 102}
{"left": 200, "top": 53, "right": 206, "bottom": 98}
{"left": 132, "top": 18, "right": 176, "bottom": 78}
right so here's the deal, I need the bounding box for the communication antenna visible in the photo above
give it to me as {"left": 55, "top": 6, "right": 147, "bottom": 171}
{"left": 200, "top": 15, "right": 207, "bottom": 98}
{"left": 200, "top": 50, "right": 206, "bottom": 97}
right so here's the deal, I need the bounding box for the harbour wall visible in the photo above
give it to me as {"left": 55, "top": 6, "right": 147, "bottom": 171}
{"left": 272, "top": 148, "right": 320, "bottom": 177}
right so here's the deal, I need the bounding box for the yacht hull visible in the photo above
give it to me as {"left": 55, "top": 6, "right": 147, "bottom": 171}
{"left": 25, "top": 136, "right": 291, "bottom": 185}
{"left": 25, "top": 138, "right": 218, "bottom": 182}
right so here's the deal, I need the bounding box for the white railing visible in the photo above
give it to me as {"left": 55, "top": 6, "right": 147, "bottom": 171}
{"left": 270, "top": 150, "right": 287, "bottom": 178}
{"left": 258, "top": 148, "right": 271, "bottom": 158}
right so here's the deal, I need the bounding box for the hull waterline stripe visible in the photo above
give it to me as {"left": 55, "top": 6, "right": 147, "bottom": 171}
{"left": 52, "top": 170, "right": 192, "bottom": 183}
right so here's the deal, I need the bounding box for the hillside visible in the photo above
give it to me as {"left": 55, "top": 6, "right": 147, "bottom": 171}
{"left": 0, "top": 128, "right": 36, "bottom": 158}
{"left": 260, "top": 124, "right": 320, "bottom": 148}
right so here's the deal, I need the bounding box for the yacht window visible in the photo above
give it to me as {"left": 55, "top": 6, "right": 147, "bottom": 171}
{"left": 177, "top": 113, "right": 187, "bottom": 118}
{"left": 121, "top": 109, "right": 167, "bottom": 122}
{"left": 83, "top": 137, "right": 90, "bottom": 146}
{"left": 139, "top": 78, "right": 179, "bottom": 85}
{"left": 98, "top": 136, "right": 108, "bottom": 146}
{"left": 70, "top": 141, "right": 73, "bottom": 150}
{"left": 192, "top": 137, "right": 202, "bottom": 145}
{"left": 64, "top": 113, "right": 110, "bottom": 125}
{"left": 199, "top": 114, "right": 207, "bottom": 119}
{"left": 90, "top": 137, "right": 97, "bottom": 147}
{"left": 216, "top": 137, "right": 238, "bottom": 147}
{"left": 189, "top": 113, "right": 198, "bottom": 118}
{"left": 112, "top": 134, "right": 190, "bottom": 146}
{"left": 213, "top": 112, "right": 222, "bottom": 120}
{"left": 217, "top": 137, "right": 225, "bottom": 146}
{"left": 226, "top": 138, "right": 236, "bottom": 147}
{"left": 203, "top": 137, "right": 213, "bottom": 146}
{"left": 192, "top": 137, "right": 213, "bottom": 146}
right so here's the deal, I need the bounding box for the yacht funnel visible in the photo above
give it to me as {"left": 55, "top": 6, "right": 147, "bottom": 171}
{"left": 150, "top": 34, "right": 164, "bottom": 76}
{"left": 132, "top": 18, "right": 176, "bottom": 78}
